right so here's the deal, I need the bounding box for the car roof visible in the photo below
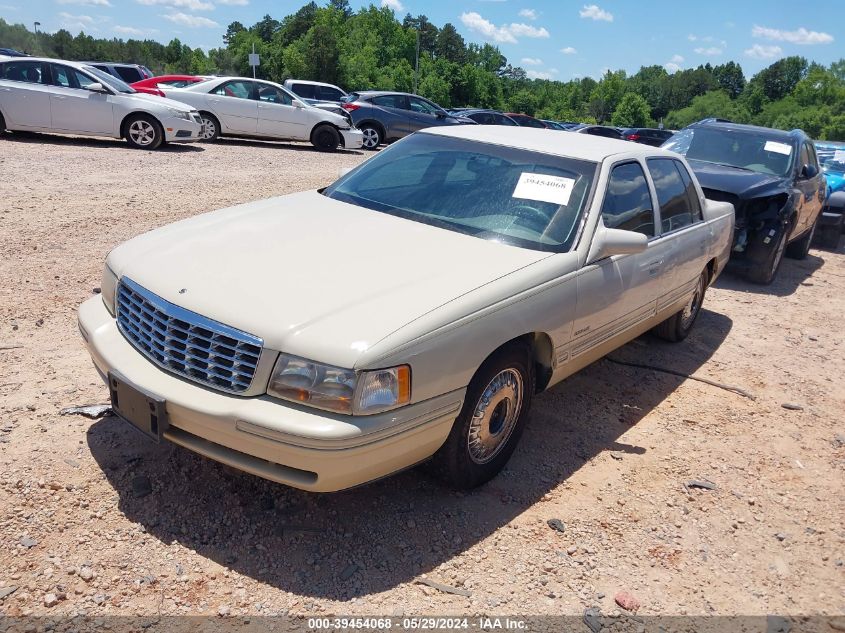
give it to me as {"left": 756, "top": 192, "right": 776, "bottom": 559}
{"left": 351, "top": 90, "right": 425, "bottom": 98}
{"left": 285, "top": 79, "right": 343, "bottom": 88}
{"left": 421, "top": 126, "right": 677, "bottom": 162}
{"left": 689, "top": 119, "right": 804, "bottom": 142}
{"left": 81, "top": 61, "right": 143, "bottom": 67}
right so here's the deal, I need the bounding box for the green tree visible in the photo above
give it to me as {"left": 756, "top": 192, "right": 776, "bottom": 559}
{"left": 611, "top": 93, "right": 652, "bottom": 127}
{"left": 665, "top": 90, "right": 750, "bottom": 128}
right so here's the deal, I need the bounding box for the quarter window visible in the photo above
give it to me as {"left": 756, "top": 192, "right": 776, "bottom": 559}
{"left": 601, "top": 162, "right": 655, "bottom": 237}
{"left": 647, "top": 158, "right": 700, "bottom": 233}
{"left": 0, "top": 60, "right": 45, "bottom": 84}
{"left": 211, "top": 80, "right": 253, "bottom": 99}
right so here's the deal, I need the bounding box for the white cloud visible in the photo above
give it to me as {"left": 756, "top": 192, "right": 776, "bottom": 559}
{"left": 57, "top": 0, "right": 112, "bottom": 6}
{"left": 526, "top": 69, "right": 557, "bottom": 80}
{"left": 138, "top": 0, "right": 212, "bottom": 11}
{"left": 518, "top": 8, "right": 536, "bottom": 20}
{"left": 381, "top": 0, "right": 403, "bottom": 11}
{"left": 560, "top": 46, "right": 577, "bottom": 54}
{"left": 670, "top": 54, "right": 684, "bottom": 63}
{"left": 58, "top": 11, "right": 99, "bottom": 30}
{"left": 664, "top": 62, "right": 681, "bottom": 74}
{"left": 744, "top": 43, "right": 783, "bottom": 59}
{"left": 694, "top": 46, "right": 723, "bottom": 55}
{"left": 579, "top": 4, "right": 612, "bottom": 22}
{"left": 687, "top": 34, "right": 697, "bottom": 41}
{"left": 521, "top": 57, "right": 542, "bottom": 66}
{"left": 508, "top": 22, "right": 549, "bottom": 38}
{"left": 114, "top": 25, "right": 158, "bottom": 36}
{"left": 751, "top": 24, "right": 833, "bottom": 45}
{"left": 459, "top": 12, "right": 549, "bottom": 43}
{"left": 0, "top": 3, "right": 19, "bottom": 8}
{"left": 161, "top": 11, "right": 218, "bottom": 27}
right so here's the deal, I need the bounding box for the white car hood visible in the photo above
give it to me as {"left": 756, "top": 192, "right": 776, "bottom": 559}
{"left": 108, "top": 191, "right": 549, "bottom": 368}
{"left": 126, "top": 91, "right": 194, "bottom": 112}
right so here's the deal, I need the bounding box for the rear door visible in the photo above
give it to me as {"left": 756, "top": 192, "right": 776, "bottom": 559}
{"left": 0, "top": 59, "right": 51, "bottom": 129}
{"left": 255, "top": 82, "right": 306, "bottom": 140}
{"left": 207, "top": 80, "right": 258, "bottom": 134}
{"left": 47, "top": 63, "right": 114, "bottom": 135}
{"left": 369, "top": 94, "right": 411, "bottom": 138}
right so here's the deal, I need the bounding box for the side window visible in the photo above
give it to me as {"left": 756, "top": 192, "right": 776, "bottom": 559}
{"left": 317, "top": 86, "right": 343, "bottom": 101}
{"left": 601, "top": 162, "right": 655, "bottom": 238}
{"left": 92, "top": 65, "right": 110, "bottom": 74}
{"left": 1, "top": 60, "right": 45, "bottom": 84}
{"left": 211, "top": 80, "right": 253, "bottom": 99}
{"left": 114, "top": 66, "right": 141, "bottom": 83}
{"left": 291, "top": 83, "right": 316, "bottom": 99}
{"left": 798, "top": 142, "right": 810, "bottom": 170}
{"left": 408, "top": 97, "right": 439, "bottom": 115}
{"left": 52, "top": 64, "right": 74, "bottom": 88}
{"left": 647, "top": 158, "right": 696, "bottom": 233}
{"left": 498, "top": 115, "right": 518, "bottom": 126}
{"left": 371, "top": 94, "right": 407, "bottom": 109}
{"left": 257, "top": 84, "right": 292, "bottom": 105}
{"left": 803, "top": 142, "right": 819, "bottom": 170}
{"left": 674, "top": 160, "right": 703, "bottom": 223}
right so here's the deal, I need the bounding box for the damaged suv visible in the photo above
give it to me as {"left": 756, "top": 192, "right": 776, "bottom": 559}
{"left": 663, "top": 119, "right": 825, "bottom": 284}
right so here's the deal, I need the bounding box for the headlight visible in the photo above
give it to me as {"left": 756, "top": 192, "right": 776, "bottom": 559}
{"left": 166, "top": 107, "right": 191, "bottom": 121}
{"left": 267, "top": 353, "right": 410, "bottom": 415}
{"left": 101, "top": 263, "right": 118, "bottom": 316}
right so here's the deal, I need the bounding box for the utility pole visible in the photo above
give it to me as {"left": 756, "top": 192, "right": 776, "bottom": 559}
{"left": 413, "top": 28, "right": 420, "bottom": 94}
{"left": 33, "top": 21, "right": 40, "bottom": 53}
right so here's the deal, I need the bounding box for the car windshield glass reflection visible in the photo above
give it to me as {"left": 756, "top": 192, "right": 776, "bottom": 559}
{"left": 664, "top": 127, "right": 793, "bottom": 177}
{"left": 816, "top": 144, "right": 845, "bottom": 174}
{"left": 323, "top": 134, "right": 597, "bottom": 252}
{"left": 82, "top": 65, "right": 136, "bottom": 94}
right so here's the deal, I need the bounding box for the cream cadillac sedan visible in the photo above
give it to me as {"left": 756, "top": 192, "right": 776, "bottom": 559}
{"left": 78, "top": 126, "right": 733, "bottom": 492}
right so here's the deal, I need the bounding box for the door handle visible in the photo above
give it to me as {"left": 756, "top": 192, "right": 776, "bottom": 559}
{"left": 643, "top": 259, "right": 663, "bottom": 275}
{"left": 54, "top": 96, "right": 67, "bottom": 100}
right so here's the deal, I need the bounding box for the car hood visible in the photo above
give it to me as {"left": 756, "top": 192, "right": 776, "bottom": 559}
{"left": 107, "top": 191, "right": 549, "bottom": 369}
{"left": 687, "top": 159, "right": 787, "bottom": 199}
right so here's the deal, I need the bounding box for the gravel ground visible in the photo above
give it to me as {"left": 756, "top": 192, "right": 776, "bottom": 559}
{"left": 0, "top": 132, "right": 843, "bottom": 624}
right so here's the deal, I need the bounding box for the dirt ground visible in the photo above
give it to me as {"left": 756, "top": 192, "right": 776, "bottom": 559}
{"left": 0, "top": 132, "right": 843, "bottom": 624}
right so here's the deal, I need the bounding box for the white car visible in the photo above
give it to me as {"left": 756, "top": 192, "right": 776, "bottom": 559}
{"left": 161, "top": 76, "right": 363, "bottom": 152}
{"left": 78, "top": 126, "right": 733, "bottom": 492}
{"left": 0, "top": 57, "right": 203, "bottom": 149}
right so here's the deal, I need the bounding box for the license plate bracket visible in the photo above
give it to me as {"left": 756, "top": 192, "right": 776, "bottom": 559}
{"left": 108, "top": 371, "right": 168, "bottom": 442}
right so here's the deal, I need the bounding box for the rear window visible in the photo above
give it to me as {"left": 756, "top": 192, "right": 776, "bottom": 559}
{"left": 647, "top": 158, "right": 701, "bottom": 233}
{"left": 114, "top": 66, "right": 142, "bottom": 83}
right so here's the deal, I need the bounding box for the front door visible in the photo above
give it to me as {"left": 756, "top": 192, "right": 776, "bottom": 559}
{"left": 571, "top": 161, "right": 669, "bottom": 360}
{"left": 48, "top": 64, "right": 114, "bottom": 135}
{"left": 0, "top": 59, "right": 51, "bottom": 129}
{"left": 255, "top": 83, "right": 306, "bottom": 140}
{"left": 407, "top": 96, "right": 446, "bottom": 132}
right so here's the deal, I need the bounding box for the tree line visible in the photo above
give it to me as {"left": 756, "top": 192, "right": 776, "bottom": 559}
{"left": 2, "top": 0, "right": 843, "bottom": 139}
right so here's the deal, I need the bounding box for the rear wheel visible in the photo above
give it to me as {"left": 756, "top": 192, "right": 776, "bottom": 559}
{"left": 124, "top": 114, "right": 163, "bottom": 150}
{"left": 653, "top": 269, "right": 708, "bottom": 342}
{"left": 428, "top": 342, "right": 534, "bottom": 489}
{"left": 199, "top": 112, "right": 220, "bottom": 141}
{"left": 0, "top": 111, "right": 6, "bottom": 134}
{"left": 360, "top": 124, "right": 382, "bottom": 150}
{"left": 311, "top": 123, "right": 340, "bottom": 152}
{"left": 785, "top": 216, "right": 817, "bottom": 259}
{"left": 746, "top": 223, "right": 789, "bottom": 285}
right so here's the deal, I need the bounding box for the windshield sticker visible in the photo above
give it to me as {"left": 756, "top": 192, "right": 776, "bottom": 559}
{"left": 833, "top": 149, "right": 845, "bottom": 163}
{"left": 764, "top": 141, "right": 792, "bottom": 156}
{"left": 512, "top": 173, "right": 576, "bottom": 206}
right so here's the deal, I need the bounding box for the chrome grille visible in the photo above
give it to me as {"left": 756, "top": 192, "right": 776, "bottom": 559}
{"left": 116, "top": 278, "right": 262, "bottom": 394}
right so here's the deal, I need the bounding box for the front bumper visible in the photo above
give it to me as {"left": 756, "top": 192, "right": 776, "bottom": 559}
{"left": 77, "top": 296, "right": 462, "bottom": 492}
{"left": 339, "top": 128, "right": 364, "bottom": 149}
{"left": 161, "top": 115, "right": 203, "bottom": 144}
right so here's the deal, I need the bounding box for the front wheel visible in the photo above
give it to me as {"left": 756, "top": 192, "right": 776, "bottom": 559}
{"left": 359, "top": 124, "right": 382, "bottom": 150}
{"left": 311, "top": 123, "right": 340, "bottom": 152}
{"left": 124, "top": 114, "right": 163, "bottom": 150}
{"left": 746, "top": 223, "right": 788, "bottom": 285}
{"left": 427, "top": 342, "right": 534, "bottom": 489}
{"left": 199, "top": 112, "right": 220, "bottom": 141}
{"left": 653, "top": 269, "right": 708, "bottom": 342}
{"left": 785, "top": 217, "right": 817, "bottom": 260}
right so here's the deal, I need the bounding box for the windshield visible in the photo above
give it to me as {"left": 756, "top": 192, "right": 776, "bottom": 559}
{"left": 816, "top": 143, "right": 845, "bottom": 174}
{"left": 323, "top": 133, "right": 597, "bottom": 251}
{"left": 663, "top": 127, "right": 794, "bottom": 177}
{"left": 82, "top": 65, "right": 135, "bottom": 94}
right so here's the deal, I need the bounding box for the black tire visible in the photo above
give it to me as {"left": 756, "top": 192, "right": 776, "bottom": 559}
{"left": 746, "top": 223, "right": 789, "bottom": 285}
{"left": 198, "top": 112, "right": 220, "bottom": 141}
{"left": 124, "top": 114, "right": 163, "bottom": 150}
{"left": 311, "top": 123, "right": 340, "bottom": 152}
{"left": 785, "top": 216, "right": 817, "bottom": 260}
{"left": 0, "top": 111, "right": 6, "bottom": 134}
{"left": 427, "top": 342, "right": 534, "bottom": 489}
{"left": 816, "top": 224, "right": 842, "bottom": 250}
{"left": 653, "top": 269, "right": 708, "bottom": 342}
{"left": 359, "top": 124, "right": 382, "bottom": 150}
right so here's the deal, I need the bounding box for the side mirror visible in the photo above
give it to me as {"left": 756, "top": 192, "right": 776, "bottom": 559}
{"left": 588, "top": 226, "right": 648, "bottom": 264}
{"left": 436, "top": 111, "right": 447, "bottom": 119}
{"left": 292, "top": 99, "right": 306, "bottom": 108}
{"left": 801, "top": 163, "right": 818, "bottom": 179}
{"left": 84, "top": 82, "right": 108, "bottom": 93}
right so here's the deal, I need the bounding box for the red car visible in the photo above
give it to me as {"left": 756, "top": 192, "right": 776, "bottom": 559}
{"left": 129, "top": 74, "right": 207, "bottom": 97}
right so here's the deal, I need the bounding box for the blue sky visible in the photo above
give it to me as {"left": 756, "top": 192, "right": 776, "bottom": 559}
{"left": 1, "top": 0, "right": 841, "bottom": 80}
